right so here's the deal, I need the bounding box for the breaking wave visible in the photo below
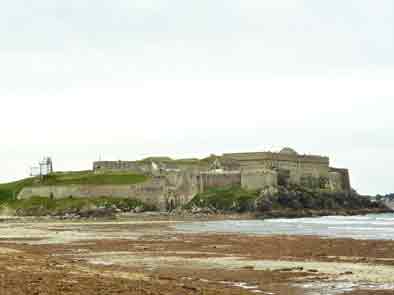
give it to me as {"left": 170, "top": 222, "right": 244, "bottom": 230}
{"left": 175, "top": 213, "right": 394, "bottom": 240}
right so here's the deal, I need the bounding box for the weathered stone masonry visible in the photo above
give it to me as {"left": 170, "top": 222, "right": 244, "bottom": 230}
{"left": 222, "top": 147, "right": 351, "bottom": 193}
{"left": 18, "top": 178, "right": 169, "bottom": 210}
{"left": 198, "top": 171, "right": 241, "bottom": 192}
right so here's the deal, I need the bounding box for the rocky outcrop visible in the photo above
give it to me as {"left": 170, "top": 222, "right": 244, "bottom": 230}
{"left": 185, "top": 185, "right": 392, "bottom": 218}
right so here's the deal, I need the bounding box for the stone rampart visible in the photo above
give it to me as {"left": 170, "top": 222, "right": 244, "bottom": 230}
{"left": 329, "top": 172, "right": 343, "bottom": 192}
{"left": 93, "top": 161, "right": 151, "bottom": 173}
{"left": 18, "top": 179, "right": 168, "bottom": 210}
{"left": 17, "top": 175, "right": 200, "bottom": 212}
{"left": 164, "top": 171, "right": 200, "bottom": 211}
{"left": 223, "top": 149, "right": 331, "bottom": 188}
{"left": 223, "top": 152, "right": 329, "bottom": 165}
{"left": 241, "top": 169, "right": 278, "bottom": 190}
{"left": 198, "top": 171, "right": 241, "bottom": 192}
{"left": 329, "top": 167, "right": 351, "bottom": 194}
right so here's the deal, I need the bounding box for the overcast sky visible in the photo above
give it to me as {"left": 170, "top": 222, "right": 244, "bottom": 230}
{"left": 1, "top": 0, "right": 393, "bottom": 195}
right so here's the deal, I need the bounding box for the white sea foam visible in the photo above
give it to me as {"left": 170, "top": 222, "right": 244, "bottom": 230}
{"left": 175, "top": 213, "right": 394, "bottom": 240}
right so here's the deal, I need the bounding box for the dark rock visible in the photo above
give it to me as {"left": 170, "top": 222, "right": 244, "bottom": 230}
{"left": 277, "top": 267, "right": 304, "bottom": 272}
{"left": 182, "top": 285, "right": 199, "bottom": 292}
{"left": 78, "top": 208, "right": 115, "bottom": 219}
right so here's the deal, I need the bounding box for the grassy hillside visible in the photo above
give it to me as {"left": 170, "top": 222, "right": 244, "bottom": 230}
{"left": 0, "top": 178, "right": 37, "bottom": 203}
{"left": 4, "top": 196, "right": 154, "bottom": 217}
{"left": 0, "top": 171, "right": 149, "bottom": 204}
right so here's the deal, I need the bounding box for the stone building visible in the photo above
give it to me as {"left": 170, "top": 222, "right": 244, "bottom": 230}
{"left": 223, "top": 148, "right": 329, "bottom": 182}
{"left": 91, "top": 147, "right": 351, "bottom": 194}
{"left": 93, "top": 161, "right": 152, "bottom": 173}
{"left": 221, "top": 148, "right": 350, "bottom": 193}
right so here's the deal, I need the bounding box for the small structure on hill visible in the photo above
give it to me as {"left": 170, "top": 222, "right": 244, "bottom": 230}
{"left": 30, "top": 157, "right": 53, "bottom": 180}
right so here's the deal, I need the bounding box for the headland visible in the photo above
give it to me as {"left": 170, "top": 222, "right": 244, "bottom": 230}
{"left": 0, "top": 147, "right": 390, "bottom": 218}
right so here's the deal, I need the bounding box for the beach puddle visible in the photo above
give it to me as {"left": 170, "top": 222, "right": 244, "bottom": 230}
{"left": 0, "top": 247, "right": 22, "bottom": 254}
{"left": 296, "top": 281, "right": 394, "bottom": 295}
{"left": 74, "top": 251, "right": 394, "bottom": 294}
{"left": 181, "top": 277, "right": 275, "bottom": 294}
{"left": 0, "top": 220, "right": 175, "bottom": 244}
{"left": 78, "top": 252, "right": 394, "bottom": 281}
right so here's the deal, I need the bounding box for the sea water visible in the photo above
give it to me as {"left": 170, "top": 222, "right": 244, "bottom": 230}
{"left": 175, "top": 213, "right": 394, "bottom": 240}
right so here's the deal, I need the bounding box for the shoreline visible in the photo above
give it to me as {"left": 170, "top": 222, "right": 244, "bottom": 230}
{"left": 255, "top": 207, "right": 393, "bottom": 219}
{"left": 1, "top": 206, "right": 391, "bottom": 223}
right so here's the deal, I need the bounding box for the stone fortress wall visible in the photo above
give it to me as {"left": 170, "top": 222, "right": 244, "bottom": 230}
{"left": 18, "top": 148, "right": 352, "bottom": 211}
{"left": 222, "top": 148, "right": 350, "bottom": 194}
{"left": 18, "top": 178, "right": 170, "bottom": 210}
{"left": 90, "top": 148, "right": 351, "bottom": 195}
{"left": 198, "top": 171, "right": 242, "bottom": 192}
{"left": 328, "top": 167, "right": 351, "bottom": 193}
{"left": 93, "top": 161, "right": 152, "bottom": 173}
{"left": 18, "top": 173, "right": 201, "bottom": 212}
{"left": 241, "top": 169, "right": 278, "bottom": 191}
{"left": 222, "top": 148, "right": 330, "bottom": 185}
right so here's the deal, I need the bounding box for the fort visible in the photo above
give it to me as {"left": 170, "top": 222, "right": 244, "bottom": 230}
{"left": 93, "top": 147, "right": 351, "bottom": 193}
{"left": 221, "top": 148, "right": 351, "bottom": 193}
{"left": 18, "top": 148, "right": 351, "bottom": 211}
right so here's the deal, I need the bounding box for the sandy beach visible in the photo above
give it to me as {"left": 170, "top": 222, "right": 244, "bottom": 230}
{"left": 0, "top": 217, "right": 394, "bottom": 295}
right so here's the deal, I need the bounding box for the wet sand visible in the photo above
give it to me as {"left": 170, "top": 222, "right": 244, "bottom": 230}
{"left": 0, "top": 218, "right": 394, "bottom": 295}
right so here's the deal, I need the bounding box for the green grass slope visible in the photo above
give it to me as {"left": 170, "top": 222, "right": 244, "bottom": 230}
{"left": 38, "top": 171, "right": 148, "bottom": 186}
{"left": 0, "top": 171, "right": 149, "bottom": 204}
{"left": 0, "top": 178, "right": 36, "bottom": 204}
{"left": 5, "top": 196, "right": 154, "bottom": 217}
